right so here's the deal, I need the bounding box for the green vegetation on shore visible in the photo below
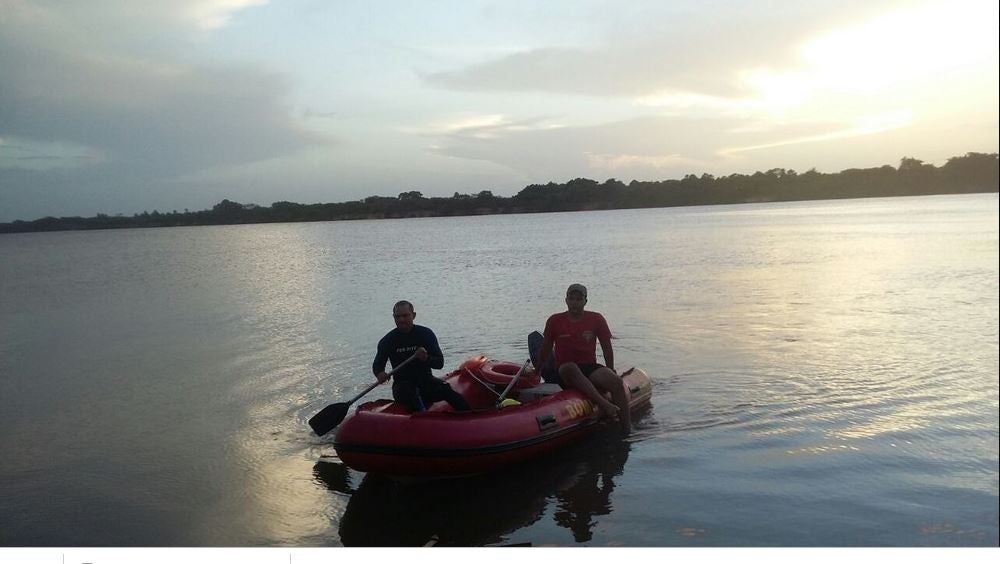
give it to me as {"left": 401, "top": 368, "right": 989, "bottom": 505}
{"left": 2, "top": 152, "right": 996, "bottom": 234}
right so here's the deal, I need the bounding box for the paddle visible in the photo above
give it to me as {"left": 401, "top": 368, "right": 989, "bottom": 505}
{"left": 308, "top": 353, "right": 417, "bottom": 436}
{"left": 496, "top": 359, "right": 531, "bottom": 406}
{"left": 527, "top": 330, "right": 556, "bottom": 383}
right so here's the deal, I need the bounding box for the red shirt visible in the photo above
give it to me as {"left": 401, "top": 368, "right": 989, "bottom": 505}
{"left": 543, "top": 311, "right": 612, "bottom": 366}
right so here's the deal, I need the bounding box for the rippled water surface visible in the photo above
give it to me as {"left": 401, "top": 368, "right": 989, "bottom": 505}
{"left": 1, "top": 194, "right": 997, "bottom": 546}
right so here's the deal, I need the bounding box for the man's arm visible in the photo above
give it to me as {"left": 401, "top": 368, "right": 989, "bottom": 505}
{"left": 535, "top": 318, "right": 555, "bottom": 371}
{"left": 598, "top": 334, "right": 615, "bottom": 373}
{"left": 596, "top": 314, "right": 614, "bottom": 372}
{"left": 373, "top": 336, "right": 390, "bottom": 381}
{"left": 537, "top": 335, "right": 554, "bottom": 374}
{"left": 423, "top": 328, "right": 445, "bottom": 370}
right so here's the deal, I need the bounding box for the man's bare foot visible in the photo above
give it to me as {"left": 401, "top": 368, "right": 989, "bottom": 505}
{"left": 599, "top": 402, "right": 620, "bottom": 422}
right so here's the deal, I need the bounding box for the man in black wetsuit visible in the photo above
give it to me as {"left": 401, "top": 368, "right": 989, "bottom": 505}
{"left": 373, "top": 300, "right": 470, "bottom": 412}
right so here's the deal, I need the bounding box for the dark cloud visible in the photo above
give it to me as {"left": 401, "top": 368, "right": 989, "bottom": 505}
{"left": 0, "top": 41, "right": 325, "bottom": 175}
{"left": 0, "top": 1, "right": 327, "bottom": 220}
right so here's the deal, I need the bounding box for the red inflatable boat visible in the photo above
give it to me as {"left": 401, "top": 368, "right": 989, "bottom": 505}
{"left": 333, "top": 355, "right": 653, "bottom": 478}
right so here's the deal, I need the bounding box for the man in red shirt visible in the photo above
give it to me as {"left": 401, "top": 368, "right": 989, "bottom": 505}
{"left": 535, "top": 284, "right": 630, "bottom": 433}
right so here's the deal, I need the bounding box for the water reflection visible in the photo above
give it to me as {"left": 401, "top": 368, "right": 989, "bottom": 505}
{"left": 552, "top": 433, "right": 631, "bottom": 543}
{"left": 313, "top": 430, "right": 634, "bottom": 546}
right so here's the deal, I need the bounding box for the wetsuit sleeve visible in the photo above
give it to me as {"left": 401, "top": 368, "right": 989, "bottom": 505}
{"left": 373, "top": 334, "right": 390, "bottom": 375}
{"left": 424, "top": 328, "right": 445, "bottom": 370}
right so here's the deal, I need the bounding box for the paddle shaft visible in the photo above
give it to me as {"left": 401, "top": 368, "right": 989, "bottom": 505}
{"left": 371, "top": 352, "right": 418, "bottom": 393}
{"left": 345, "top": 380, "right": 381, "bottom": 405}
{"left": 344, "top": 352, "right": 417, "bottom": 405}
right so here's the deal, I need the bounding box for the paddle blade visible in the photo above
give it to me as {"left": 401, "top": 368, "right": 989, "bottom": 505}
{"left": 308, "top": 402, "right": 350, "bottom": 436}
{"left": 528, "top": 331, "right": 556, "bottom": 383}
{"left": 527, "top": 331, "right": 544, "bottom": 365}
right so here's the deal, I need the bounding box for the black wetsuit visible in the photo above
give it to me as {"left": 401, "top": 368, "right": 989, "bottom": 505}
{"left": 373, "top": 325, "right": 470, "bottom": 412}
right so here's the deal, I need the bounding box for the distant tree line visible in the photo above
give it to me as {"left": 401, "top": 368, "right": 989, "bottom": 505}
{"left": 2, "top": 152, "right": 996, "bottom": 234}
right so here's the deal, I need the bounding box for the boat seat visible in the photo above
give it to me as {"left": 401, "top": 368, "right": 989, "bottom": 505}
{"left": 516, "top": 383, "right": 563, "bottom": 403}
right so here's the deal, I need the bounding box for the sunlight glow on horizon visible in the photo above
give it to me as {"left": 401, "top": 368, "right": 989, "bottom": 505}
{"left": 798, "top": 1, "right": 998, "bottom": 88}
{"left": 638, "top": 1, "right": 997, "bottom": 126}
{"left": 746, "top": 0, "right": 998, "bottom": 110}
{"left": 627, "top": 0, "right": 997, "bottom": 165}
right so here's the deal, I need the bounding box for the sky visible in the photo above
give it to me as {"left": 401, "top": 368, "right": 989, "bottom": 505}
{"left": 1, "top": 0, "right": 997, "bottom": 222}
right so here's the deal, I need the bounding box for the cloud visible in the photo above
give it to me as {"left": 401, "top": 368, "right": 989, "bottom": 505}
{"left": 425, "top": 112, "right": 905, "bottom": 181}
{"left": 423, "top": 44, "right": 753, "bottom": 99}
{"left": 419, "top": 4, "right": 803, "bottom": 98}
{"left": 421, "top": 1, "right": 903, "bottom": 99}
{"left": 414, "top": 114, "right": 561, "bottom": 139}
{"left": 719, "top": 111, "right": 913, "bottom": 156}
{"left": 1, "top": 2, "right": 322, "bottom": 175}
{"left": 188, "top": 0, "right": 270, "bottom": 30}
{"left": 0, "top": 1, "right": 331, "bottom": 220}
{"left": 584, "top": 152, "right": 695, "bottom": 171}
{"left": 6, "top": 1, "right": 269, "bottom": 35}
{"left": 419, "top": 0, "right": 994, "bottom": 182}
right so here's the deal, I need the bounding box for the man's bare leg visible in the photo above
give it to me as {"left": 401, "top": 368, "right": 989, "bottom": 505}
{"left": 590, "top": 368, "right": 631, "bottom": 434}
{"left": 558, "top": 363, "right": 620, "bottom": 420}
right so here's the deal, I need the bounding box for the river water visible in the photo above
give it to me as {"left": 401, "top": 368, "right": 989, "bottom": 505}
{"left": 0, "top": 193, "right": 997, "bottom": 547}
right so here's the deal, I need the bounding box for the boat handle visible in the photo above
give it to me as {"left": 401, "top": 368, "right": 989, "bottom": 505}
{"left": 536, "top": 414, "right": 557, "bottom": 431}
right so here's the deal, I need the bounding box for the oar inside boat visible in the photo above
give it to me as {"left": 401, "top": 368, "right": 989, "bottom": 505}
{"left": 496, "top": 359, "right": 531, "bottom": 406}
